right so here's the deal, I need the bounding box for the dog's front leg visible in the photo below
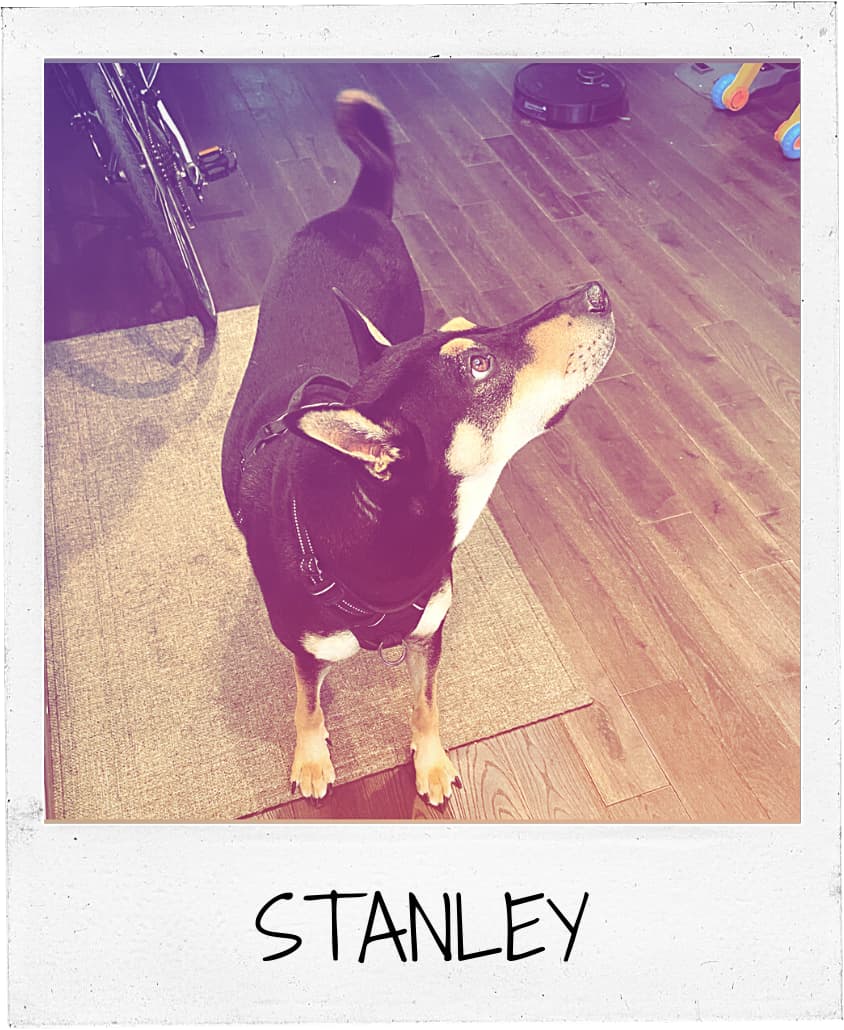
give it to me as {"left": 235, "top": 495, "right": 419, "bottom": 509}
{"left": 290, "top": 651, "right": 335, "bottom": 800}
{"left": 407, "top": 624, "right": 461, "bottom": 806}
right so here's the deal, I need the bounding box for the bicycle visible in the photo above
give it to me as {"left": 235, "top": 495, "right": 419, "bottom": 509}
{"left": 51, "top": 62, "right": 237, "bottom": 339}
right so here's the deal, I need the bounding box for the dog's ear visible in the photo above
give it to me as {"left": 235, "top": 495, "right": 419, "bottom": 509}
{"left": 285, "top": 404, "right": 403, "bottom": 480}
{"left": 331, "top": 287, "right": 393, "bottom": 370}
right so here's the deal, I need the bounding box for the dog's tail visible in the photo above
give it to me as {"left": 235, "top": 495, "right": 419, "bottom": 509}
{"left": 335, "top": 89, "right": 397, "bottom": 218}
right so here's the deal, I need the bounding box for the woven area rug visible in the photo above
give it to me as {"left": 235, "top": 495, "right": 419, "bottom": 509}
{"left": 44, "top": 308, "right": 591, "bottom": 821}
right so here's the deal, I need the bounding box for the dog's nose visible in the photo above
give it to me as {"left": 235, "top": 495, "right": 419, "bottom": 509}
{"left": 585, "top": 281, "right": 610, "bottom": 314}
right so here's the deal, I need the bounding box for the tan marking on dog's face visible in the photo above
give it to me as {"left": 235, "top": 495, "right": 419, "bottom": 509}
{"left": 438, "top": 335, "right": 479, "bottom": 357}
{"left": 441, "top": 304, "right": 615, "bottom": 548}
{"left": 524, "top": 311, "right": 611, "bottom": 386}
{"left": 501, "top": 308, "right": 615, "bottom": 439}
{"left": 438, "top": 316, "right": 478, "bottom": 333}
{"left": 446, "top": 422, "right": 505, "bottom": 545}
{"left": 446, "top": 421, "right": 487, "bottom": 475}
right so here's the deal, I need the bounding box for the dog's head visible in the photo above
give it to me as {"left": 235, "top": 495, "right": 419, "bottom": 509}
{"left": 285, "top": 283, "right": 615, "bottom": 539}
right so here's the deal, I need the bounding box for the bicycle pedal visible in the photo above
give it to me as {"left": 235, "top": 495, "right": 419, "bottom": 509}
{"left": 196, "top": 145, "right": 238, "bottom": 182}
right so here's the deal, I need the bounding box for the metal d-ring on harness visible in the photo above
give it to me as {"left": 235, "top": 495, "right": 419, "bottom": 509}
{"left": 237, "top": 374, "right": 435, "bottom": 665}
{"left": 378, "top": 641, "right": 408, "bottom": 666}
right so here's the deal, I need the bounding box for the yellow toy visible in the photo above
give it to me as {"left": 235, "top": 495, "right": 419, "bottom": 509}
{"left": 711, "top": 62, "right": 764, "bottom": 111}
{"left": 774, "top": 104, "right": 801, "bottom": 159}
{"left": 711, "top": 63, "right": 800, "bottom": 159}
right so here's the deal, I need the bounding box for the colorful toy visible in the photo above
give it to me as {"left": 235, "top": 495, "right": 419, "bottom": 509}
{"left": 774, "top": 104, "right": 801, "bottom": 159}
{"left": 711, "top": 62, "right": 764, "bottom": 111}
{"left": 711, "top": 62, "right": 800, "bottom": 160}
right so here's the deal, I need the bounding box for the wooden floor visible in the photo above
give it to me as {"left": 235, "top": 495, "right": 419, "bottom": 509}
{"left": 45, "top": 61, "right": 801, "bottom": 822}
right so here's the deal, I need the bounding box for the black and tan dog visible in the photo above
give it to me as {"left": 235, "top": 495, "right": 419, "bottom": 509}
{"left": 222, "top": 90, "right": 615, "bottom": 806}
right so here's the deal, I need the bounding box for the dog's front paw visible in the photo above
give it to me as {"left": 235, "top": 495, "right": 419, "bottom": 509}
{"left": 290, "top": 732, "right": 336, "bottom": 800}
{"left": 412, "top": 734, "right": 461, "bottom": 806}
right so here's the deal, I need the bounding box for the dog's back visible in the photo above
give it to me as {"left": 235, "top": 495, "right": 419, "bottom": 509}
{"left": 221, "top": 90, "right": 424, "bottom": 516}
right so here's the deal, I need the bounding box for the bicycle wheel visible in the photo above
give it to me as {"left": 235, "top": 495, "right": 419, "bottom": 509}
{"left": 79, "top": 62, "right": 217, "bottom": 334}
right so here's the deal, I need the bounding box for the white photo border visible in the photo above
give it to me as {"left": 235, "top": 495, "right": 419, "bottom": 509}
{"left": 4, "top": 2, "right": 840, "bottom": 1022}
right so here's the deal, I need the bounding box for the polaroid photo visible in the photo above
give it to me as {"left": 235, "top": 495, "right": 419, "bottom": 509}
{"left": 4, "top": 1, "right": 840, "bottom": 1023}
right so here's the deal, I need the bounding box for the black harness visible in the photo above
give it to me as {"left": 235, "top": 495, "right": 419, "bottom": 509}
{"left": 236, "top": 374, "right": 436, "bottom": 657}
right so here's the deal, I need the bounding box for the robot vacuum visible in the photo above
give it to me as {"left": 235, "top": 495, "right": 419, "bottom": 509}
{"left": 513, "top": 63, "right": 628, "bottom": 128}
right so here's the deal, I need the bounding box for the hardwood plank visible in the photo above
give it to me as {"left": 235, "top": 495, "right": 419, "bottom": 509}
{"left": 594, "top": 371, "right": 788, "bottom": 572}
{"left": 393, "top": 142, "right": 513, "bottom": 291}
{"left": 498, "top": 446, "right": 679, "bottom": 690}
{"left": 478, "top": 281, "right": 534, "bottom": 325}
{"left": 718, "top": 395, "right": 799, "bottom": 490}
{"left": 292, "top": 62, "right": 382, "bottom": 158}
{"left": 421, "top": 287, "right": 449, "bottom": 331}
{"left": 574, "top": 190, "right": 799, "bottom": 380}
{"left": 469, "top": 160, "right": 599, "bottom": 290}
{"left": 438, "top": 718, "right": 608, "bottom": 822}
{"left": 273, "top": 64, "right": 367, "bottom": 197}
{"left": 698, "top": 319, "right": 800, "bottom": 433}
{"left": 573, "top": 115, "right": 794, "bottom": 292}
{"left": 679, "top": 339, "right": 761, "bottom": 410}
{"left": 386, "top": 63, "right": 496, "bottom": 167}
{"left": 533, "top": 429, "right": 801, "bottom": 820}
{"left": 565, "top": 385, "right": 689, "bottom": 524}
{"left": 277, "top": 156, "right": 342, "bottom": 219}
{"left": 620, "top": 65, "right": 800, "bottom": 221}
{"left": 251, "top": 764, "right": 418, "bottom": 821}
{"left": 217, "top": 240, "right": 261, "bottom": 312}
{"left": 604, "top": 69, "right": 798, "bottom": 278}
{"left": 227, "top": 66, "right": 300, "bottom": 172}
{"left": 571, "top": 191, "right": 738, "bottom": 334}
{"left": 486, "top": 135, "right": 582, "bottom": 219}
{"left": 420, "top": 61, "right": 512, "bottom": 139}
{"left": 395, "top": 212, "right": 485, "bottom": 320}
{"left": 743, "top": 560, "right": 800, "bottom": 647}
{"left": 757, "top": 274, "right": 801, "bottom": 325}
{"left": 256, "top": 178, "right": 309, "bottom": 249}
{"left": 647, "top": 513, "right": 798, "bottom": 684}
{"left": 461, "top": 197, "right": 581, "bottom": 309}
{"left": 261, "top": 63, "right": 330, "bottom": 162}
{"left": 489, "top": 483, "right": 669, "bottom": 805}
{"left": 758, "top": 505, "right": 800, "bottom": 565}
{"left": 624, "top": 682, "right": 773, "bottom": 821}
{"left": 640, "top": 63, "right": 800, "bottom": 164}
{"left": 647, "top": 214, "right": 800, "bottom": 379}
{"left": 756, "top": 673, "right": 801, "bottom": 747}
{"left": 500, "top": 116, "right": 599, "bottom": 196}
{"left": 614, "top": 319, "right": 797, "bottom": 518}
{"left": 606, "top": 785, "right": 690, "bottom": 823}
{"left": 552, "top": 201, "right": 723, "bottom": 338}
{"left": 540, "top": 423, "right": 761, "bottom": 694}
{"left": 253, "top": 717, "right": 611, "bottom": 823}
{"left": 618, "top": 344, "right": 795, "bottom": 519}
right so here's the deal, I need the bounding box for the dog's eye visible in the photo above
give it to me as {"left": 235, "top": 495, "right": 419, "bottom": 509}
{"left": 469, "top": 354, "right": 494, "bottom": 381}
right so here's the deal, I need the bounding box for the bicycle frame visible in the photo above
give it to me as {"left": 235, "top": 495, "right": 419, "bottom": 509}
{"left": 132, "top": 63, "right": 203, "bottom": 189}
{"left": 52, "top": 60, "right": 232, "bottom": 334}
{"left": 99, "top": 63, "right": 199, "bottom": 206}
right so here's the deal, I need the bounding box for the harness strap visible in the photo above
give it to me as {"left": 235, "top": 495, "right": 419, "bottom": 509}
{"left": 292, "top": 496, "right": 433, "bottom": 652}
{"left": 236, "top": 373, "right": 436, "bottom": 654}
{"left": 240, "top": 373, "right": 352, "bottom": 464}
